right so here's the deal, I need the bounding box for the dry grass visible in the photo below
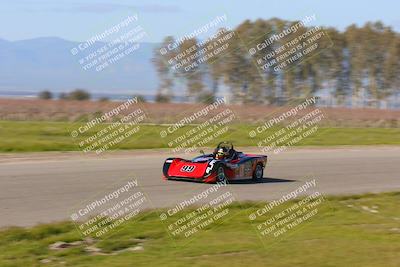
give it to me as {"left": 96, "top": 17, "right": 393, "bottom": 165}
{"left": 0, "top": 98, "right": 399, "bottom": 127}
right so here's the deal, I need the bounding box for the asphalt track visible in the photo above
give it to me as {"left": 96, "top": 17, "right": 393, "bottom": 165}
{"left": 0, "top": 146, "right": 399, "bottom": 227}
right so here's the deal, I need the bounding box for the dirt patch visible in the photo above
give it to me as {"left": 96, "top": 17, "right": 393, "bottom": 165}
{"left": 48, "top": 237, "right": 146, "bottom": 256}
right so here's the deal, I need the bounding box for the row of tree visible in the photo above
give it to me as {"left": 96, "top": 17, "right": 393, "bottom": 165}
{"left": 38, "top": 90, "right": 150, "bottom": 103}
{"left": 153, "top": 19, "right": 400, "bottom": 107}
{"left": 38, "top": 89, "right": 91, "bottom": 101}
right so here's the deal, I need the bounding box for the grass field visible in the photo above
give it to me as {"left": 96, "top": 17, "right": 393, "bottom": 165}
{"left": 1, "top": 120, "right": 400, "bottom": 152}
{"left": 0, "top": 192, "right": 399, "bottom": 267}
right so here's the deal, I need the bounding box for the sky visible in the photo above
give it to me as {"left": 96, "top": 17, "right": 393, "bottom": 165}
{"left": 1, "top": 0, "right": 399, "bottom": 42}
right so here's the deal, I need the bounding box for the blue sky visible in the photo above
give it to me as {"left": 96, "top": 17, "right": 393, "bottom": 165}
{"left": 1, "top": 0, "right": 399, "bottom": 42}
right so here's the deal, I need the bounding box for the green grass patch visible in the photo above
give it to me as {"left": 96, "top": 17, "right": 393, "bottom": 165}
{"left": 0, "top": 192, "right": 399, "bottom": 266}
{"left": 0, "top": 120, "right": 399, "bottom": 152}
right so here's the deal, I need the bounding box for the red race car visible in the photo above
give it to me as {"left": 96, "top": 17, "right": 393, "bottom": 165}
{"left": 162, "top": 142, "right": 268, "bottom": 183}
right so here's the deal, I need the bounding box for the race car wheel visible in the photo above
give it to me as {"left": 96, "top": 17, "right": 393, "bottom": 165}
{"left": 252, "top": 164, "right": 263, "bottom": 182}
{"left": 216, "top": 166, "right": 227, "bottom": 183}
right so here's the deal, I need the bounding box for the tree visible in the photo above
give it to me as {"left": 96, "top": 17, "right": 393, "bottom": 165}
{"left": 38, "top": 90, "right": 53, "bottom": 100}
{"left": 383, "top": 37, "right": 400, "bottom": 102}
{"left": 176, "top": 38, "right": 204, "bottom": 101}
{"left": 345, "top": 24, "right": 367, "bottom": 107}
{"left": 68, "top": 89, "right": 91, "bottom": 101}
{"left": 152, "top": 36, "right": 176, "bottom": 103}
{"left": 323, "top": 28, "right": 347, "bottom": 105}
{"left": 152, "top": 18, "right": 400, "bottom": 108}
{"left": 204, "top": 28, "right": 233, "bottom": 100}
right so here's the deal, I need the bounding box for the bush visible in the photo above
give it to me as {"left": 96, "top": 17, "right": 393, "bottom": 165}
{"left": 68, "top": 89, "right": 91, "bottom": 101}
{"left": 155, "top": 93, "right": 171, "bottom": 103}
{"left": 134, "top": 94, "right": 147, "bottom": 103}
{"left": 196, "top": 92, "right": 215, "bottom": 104}
{"left": 98, "top": 97, "right": 109, "bottom": 102}
{"left": 38, "top": 90, "right": 53, "bottom": 100}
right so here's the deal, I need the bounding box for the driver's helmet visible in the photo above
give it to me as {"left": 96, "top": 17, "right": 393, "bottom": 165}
{"left": 215, "top": 147, "right": 228, "bottom": 159}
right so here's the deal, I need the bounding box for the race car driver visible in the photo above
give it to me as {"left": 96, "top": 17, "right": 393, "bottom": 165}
{"left": 215, "top": 147, "right": 228, "bottom": 160}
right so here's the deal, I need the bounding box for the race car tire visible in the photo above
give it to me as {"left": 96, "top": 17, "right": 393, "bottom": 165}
{"left": 216, "top": 165, "right": 227, "bottom": 183}
{"left": 252, "top": 163, "right": 263, "bottom": 182}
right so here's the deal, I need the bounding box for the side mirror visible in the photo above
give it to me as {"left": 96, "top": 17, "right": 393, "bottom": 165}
{"left": 200, "top": 149, "right": 205, "bottom": 155}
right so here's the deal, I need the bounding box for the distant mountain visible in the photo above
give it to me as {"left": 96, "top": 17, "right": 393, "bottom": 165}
{"left": 0, "top": 37, "right": 158, "bottom": 95}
